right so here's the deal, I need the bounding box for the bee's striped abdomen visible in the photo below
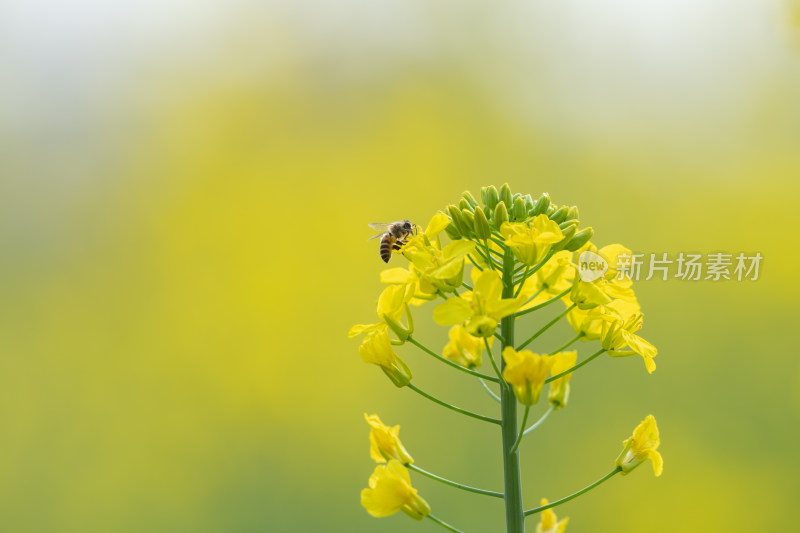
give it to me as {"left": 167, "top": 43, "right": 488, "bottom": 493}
{"left": 379, "top": 234, "right": 394, "bottom": 263}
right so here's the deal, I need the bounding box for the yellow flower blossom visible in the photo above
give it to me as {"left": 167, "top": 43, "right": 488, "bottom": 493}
{"left": 433, "top": 270, "right": 530, "bottom": 338}
{"left": 616, "top": 414, "right": 663, "bottom": 477}
{"left": 548, "top": 351, "right": 577, "bottom": 409}
{"left": 359, "top": 329, "right": 412, "bottom": 387}
{"left": 600, "top": 309, "right": 657, "bottom": 374}
{"left": 500, "top": 215, "right": 564, "bottom": 266}
{"left": 379, "top": 265, "right": 436, "bottom": 306}
{"left": 519, "top": 250, "right": 575, "bottom": 309}
{"left": 402, "top": 213, "right": 475, "bottom": 294}
{"left": 570, "top": 244, "right": 638, "bottom": 310}
{"left": 535, "top": 499, "right": 569, "bottom": 533}
{"left": 566, "top": 298, "right": 640, "bottom": 342}
{"left": 365, "top": 413, "right": 414, "bottom": 465}
{"left": 442, "top": 324, "right": 489, "bottom": 369}
{"left": 502, "top": 347, "right": 555, "bottom": 405}
{"left": 348, "top": 284, "right": 415, "bottom": 341}
{"left": 361, "top": 460, "right": 431, "bottom": 520}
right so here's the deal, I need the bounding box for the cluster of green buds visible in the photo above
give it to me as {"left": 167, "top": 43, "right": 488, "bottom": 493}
{"left": 352, "top": 185, "right": 662, "bottom": 533}
{"left": 444, "top": 185, "right": 593, "bottom": 254}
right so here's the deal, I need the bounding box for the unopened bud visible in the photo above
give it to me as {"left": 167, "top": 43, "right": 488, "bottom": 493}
{"left": 494, "top": 201, "right": 509, "bottom": 227}
{"left": 532, "top": 193, "right": 551, "bottom": 216}
{"left": 482, "top": 186, "right": 499, "bottom": 211}
{"left": 462, "top": 190, "right": 479, "bottom": 209}
{"left": 473, "top": 206, "right": 492, "bottom": 239}
{"left": 512, "top": 196, "right": 527, "bottom": 221}
{"left": 565, "top": 227, "right": 594, "bottom": 251}
{"left": 499, "top": 183, "right": 513, "bottom": 207}
{"left": 550, "top": 206, "right": 568, "bottom": 223}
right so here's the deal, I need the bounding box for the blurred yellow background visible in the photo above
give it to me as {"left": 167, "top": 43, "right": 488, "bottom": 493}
{"left": 1, "top": 1, "right": 798, "bottom": 532}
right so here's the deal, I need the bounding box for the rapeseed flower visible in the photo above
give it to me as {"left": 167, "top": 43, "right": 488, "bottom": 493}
{"left": 535, "top": 499, "right": 569, "bottom": 533}
{"left": 361, "top": 460, "right": 431, "bottom": 520}
{"left": 519, "top": 250, "right": 575, "bottom": 309}
{"left": 502, "top": 347, "right": 555, "bottom": 405}
{"left": 548, "top": 351, "right": 577, "bottom": 409}
{"left": 616, "top": 415, "right": 663, "bottom": 477}
{"left": 433, "top": 269, "right": 530, "bottom": 338}
{"left": 500, "top": 215, "right": 564, "bottom": 266}
{"left": 600, "top": 310, "right": 657, "bottom": 374}
{"left": 358, "top": 329, "right": 412, "bottom": 387}
{"left": 442, "top": 324, "right": 488, "bottom": 369}
{"left": 365, "top": 413, "right": 414, "bottom": 464}
{"left": 348, "top": 284, "right": 414, "bottom": 341}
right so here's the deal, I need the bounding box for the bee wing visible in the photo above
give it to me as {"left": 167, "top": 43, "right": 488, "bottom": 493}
{"left": 368, "top": 223, "right": 392, "bottom": 231}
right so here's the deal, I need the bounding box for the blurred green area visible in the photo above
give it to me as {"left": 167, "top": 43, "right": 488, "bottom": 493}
{"left": 1, "top": 1, "right": 799, "bottom": 532}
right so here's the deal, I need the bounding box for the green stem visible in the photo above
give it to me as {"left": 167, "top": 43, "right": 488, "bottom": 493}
{"left": 485, "top": 338, "right": 506, "bottom": 384}
{"left": 500, "top": 247, "right": 525, "bottom": 533}
{"left": 467, "top": 254, "right": 484, "bottom": 271}
{"left": 545, "top": 348, "right": 605, "bottom": 383}
{"left": 427, "top": 514, "right": 465, "bottom": 533}
{"left": 549, "top": 333, "right": 583, "bottom": 354}
{"left": 515, "top": 287, "right": 571, "bottom": 317}
{"left": 408, "top": 337, "right": 500, "bottom": 383}
{"left": 509, "top": 405, "right": 530, "bottom": 454}
{"left": 516, "top": 304, "right": 576, "bottom": 351}
{"left": 513, "top": 265, "right": 530, "bottom": 297}
{"left": 407, "top": 383, "right": 501, "bottom": 425}
{"left": 522, "top": 404, "right": 555, "bottom": 437}
{"left": 523, "top": 467, "right": 622, "bottom": 517}
{"left": 462, "top": 282, "right": 474, "bottom": 291}
{"left": 478, "top": 378, "right": 501, "bottom": 403}
{"left": 407, "top": 464, "right": 504, "bottom": 499}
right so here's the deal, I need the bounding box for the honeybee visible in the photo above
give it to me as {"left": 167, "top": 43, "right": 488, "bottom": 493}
{"left": 368, "top": 220, "right": 417, "bottom": 263}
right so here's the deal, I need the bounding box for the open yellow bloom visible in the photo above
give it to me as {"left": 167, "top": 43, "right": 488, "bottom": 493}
{"left": 365, "top": 414, "right": 414, "bottom": 465}
{"left": 566, "top": 298, "right": 640, "bottom": 342}
{"left": 616, "top": 414, "right": 663, "bottom": 477}
{"left": 502, "top": 347, "right": 555, "bottom": 405}
{"left": 548, "top": 351, "right": 577, "bottom": 409}
{"left": 519, "top": 250, "right": 575, "bottom": 309}
{"left": 570, "top": 244, "right": 637, "bottom": 310}
{"left": 359, "top": 329, "right": 412, "bottom": 387}
{"left": 500, "top": 215, "right": 564, "bottom": 266}
{"left": 349, "top": 284, "right": 415, "bottom": 341}
{"left": 401, "top": 213, "right": 475, "bottom": 294}
{"left": 535, "top": 499, "right": 569, "bottom": 533}
{"left": 361, "top": 460, "right": 431, "bottom": 520}
{"left": 442, "top": 324, "right": 487, "bottom": 369}
{"left": 433, "top": 269, "right": 530, "bottom": 338}
{"left": 601, "top": 310, "right": 657, "bottom": 374}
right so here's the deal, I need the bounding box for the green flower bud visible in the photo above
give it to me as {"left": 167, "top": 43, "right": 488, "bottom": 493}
{"left": 512, "top": 196, "right": 527, "bottom": 221}
{"left": 447, "top": 204, "right": 468, "bottom": 235}
{"left": 552, "top": 222, "right": 578, "bottom": 251}
{"left": 462, "top": 190, "right": 479, "bottom": 209}
{"left": 482, "top": 186, "right": 499, "bottom": 211}
{"left": 559, "top": 219, "right": 577, "bottom": 230}
{"left": 523, "top": 194, "right": 535, "bottom": 213}
{"left": 567, "top": 205, "right": 579, "bottom": 221}
{"left": 499, "top": 183, "right": 513, "bottom": 207}
{"left": 494, "top": 201, "right": 509, "bottom": 227}
{"left": 473, "top": 206, "right": 492, "bottom": 239}
{"left": 459, "top": 198, "right": 472, "bottom": 212}
{"left": 460, "top": 209, "right": 475, "bottom": 237}
{"left": 546, "top": 205, "right": 556, "bottom": 216}
{"left": 532, "top": 193, "right": 551, "bottom": 216}
{"left": 550, "top": 205, "right": 569, "bottom": 223}
{"left": 565, "top": 227, "right": 594, "bottom": 251}
{"left": 444, "top": 222, "right": 461, "bottom": 240}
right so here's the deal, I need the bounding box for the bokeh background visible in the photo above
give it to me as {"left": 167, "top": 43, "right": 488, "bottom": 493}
{"left": 1, "top": 1, "right": 799, "bottom": 532}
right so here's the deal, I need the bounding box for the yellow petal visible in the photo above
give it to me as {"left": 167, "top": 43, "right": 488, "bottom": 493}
{"left": 433, "top": 297, "right": 473, "bottom": 325}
